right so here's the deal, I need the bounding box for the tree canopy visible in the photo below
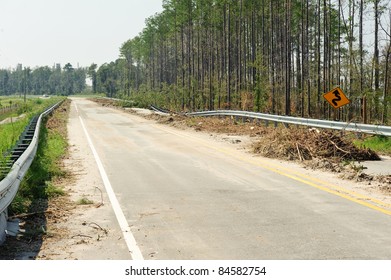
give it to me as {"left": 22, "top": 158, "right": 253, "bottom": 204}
{"left": 0, "top": 64, "right": 86, "bottom": 96}
{"left": 94, "top": 0, "right": 391, "bottom": 124}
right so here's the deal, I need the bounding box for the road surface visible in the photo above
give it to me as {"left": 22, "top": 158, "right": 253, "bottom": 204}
{"left": 68, "top": 98, "right": 391, "bottom": 260}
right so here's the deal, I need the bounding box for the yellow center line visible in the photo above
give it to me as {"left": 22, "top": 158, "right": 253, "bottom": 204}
{"left": 153, "top": 124, "right": 391, "bottom": 216}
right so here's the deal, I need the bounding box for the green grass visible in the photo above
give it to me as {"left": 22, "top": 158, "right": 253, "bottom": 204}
{"left": 8, "top": 99, "right": 69, "bottom": 215}
{"left": 0, "top": 97, "right": 64, "bottom": 165}
{"left": 354, "top": 135, "right": 391, "bottom": 156}
{"left": 76, "top": 197, "right": 94, "bottom": 205}
{"left": 0, "top": 118, "right": 29, "bottom": 158}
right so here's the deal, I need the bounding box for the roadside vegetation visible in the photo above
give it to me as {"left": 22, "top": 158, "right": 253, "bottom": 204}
{"left": 354, "top": 135, "right": 391, "bottom": 156}
{"left": 9, "top": 99, "right": 70, "bottom": 215}
{"left": 0, "top": 97, "right": 65, "bottom": 177}
{"left": 0, "top": 99, "right": 71, "bottom": 259}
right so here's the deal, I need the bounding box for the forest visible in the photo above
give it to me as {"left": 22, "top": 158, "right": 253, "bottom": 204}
{"left": 0, "top": 63, "right": 86, "bottom": 97}
{"left": 91, "top": 0, "right": 391, "bottom": 125}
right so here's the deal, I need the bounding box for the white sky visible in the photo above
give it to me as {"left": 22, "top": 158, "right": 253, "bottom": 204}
{"left": 0, "top": 0, "right": 163, "bottom": 69}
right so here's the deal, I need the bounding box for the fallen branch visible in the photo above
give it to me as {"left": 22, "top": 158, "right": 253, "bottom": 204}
{"left": 82, "top": 221, "right": 108, "bottom": 235}
{"left": 328, "top": 139, "right": 350, "bottom": 155}
{"left": 71, "top": 234, "right": 93, "bottom": 239}
{"left": 296, "top": 143, "right": 303, "bottom": 161}
{"left": 89, "top": 222, "right": 104, "bottom": 231}
{"left": 95, "top": 187, "right": 104, "bottom": 207}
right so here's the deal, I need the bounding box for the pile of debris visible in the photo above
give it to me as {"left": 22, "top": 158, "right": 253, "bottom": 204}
{"left": 252, "top": 127, "right": 380, "bottom": 162}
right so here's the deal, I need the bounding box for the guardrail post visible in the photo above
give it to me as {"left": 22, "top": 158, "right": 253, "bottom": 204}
{"left": 0, "top": 211, "right": 7, "bottom": 244}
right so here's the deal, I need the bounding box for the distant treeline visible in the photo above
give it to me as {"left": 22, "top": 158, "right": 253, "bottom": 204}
{"left": 0, "top": 63, "right": 86, "bottom": 96}
{"left": 90, "top": 0, "right": 391, "bottom": 124}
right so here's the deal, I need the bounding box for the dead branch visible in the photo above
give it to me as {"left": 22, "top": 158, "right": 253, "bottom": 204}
{"left": 95, "top": 187, "right": 104, "bottom": 207}
{"left": 89, "top": 222, "right": 103, "bottom": 231}
{"left": 296, "top": 143, "right": 303, "bottom": 161}
{"left": 328, "top": 139, "right": 350, "bottom": 155}
{"left": 71, "top": 234, "right": 93, "bottom": 239}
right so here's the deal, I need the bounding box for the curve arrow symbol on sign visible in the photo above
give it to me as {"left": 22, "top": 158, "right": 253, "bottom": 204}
{"left": 331, "top": 90, "right": 342, "bottom": 106}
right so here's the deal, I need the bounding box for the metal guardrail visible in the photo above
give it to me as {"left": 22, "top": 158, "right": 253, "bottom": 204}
{"left": 186, "top": 110, "right": 391, "bottom": 136}
{"left": 99, "top": 95, "right": 391, "bottom": 136}
{"left": 0, "top": 101, "right": 63, "bottom": 244}
{"left": 150, "top": 105, "right": 391, "bottom": 136}
{"left": 150, "top": 105, "right": 171, "bottom": 115}
{"left": 148, "top": 104, "right": 391, "bottom": 136}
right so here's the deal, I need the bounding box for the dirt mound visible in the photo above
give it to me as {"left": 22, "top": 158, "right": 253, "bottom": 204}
{"left": 252, "top": 128, "right": 380, "bottom": 162}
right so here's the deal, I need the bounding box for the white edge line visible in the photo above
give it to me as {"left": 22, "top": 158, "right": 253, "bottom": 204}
{"left": 78, "top": 115, "right": 144, "bottom": 260}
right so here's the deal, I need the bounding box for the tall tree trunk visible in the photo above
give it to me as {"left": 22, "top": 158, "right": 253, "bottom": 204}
{"left": 306, "top": 0, "right": 311, "bottom": 117}
{"left": 323, "top": 0, "right": 328, "bottom": 119}
{"left": 338, "top": 0, "right": 342, "bottom": 120}
{"left": 174, "top": 8, "right": 179, "bottom": 109}
{"left": 348, "top": 0, "right": 355, "bottom": 121}
{"left": 227, "top": 4, "right": 232, "bottom": 109}
{"left": 270, "top": 0, "right": 276, "bottom": 114}
{"left": 316, "top": 0, "right": 322, "bottom": 117}
{"left": 383, "top": 47, "right": 390, "bottom": 124}
{"left": 300, "top": 0, "right": 305, "bottom": 117}
{"left": 383, "top": 11, "right": 391, "bottom": 124}
{"left": 187, "top": 4, "right": 192, "bottom": 110}
{"left": 251, "top": 9, "right": 256, "bottom": 108}
{"left": 285, "top": 0, "right": 291, "bottom": 116}
{"left": 181, "top": 25, "right": 185, "bottom": 110}
{"left": 359, "top": 0, "right": 366, "bottom": 123}
{"left": 374, "top": 0, "right": 380, "bottom": 120}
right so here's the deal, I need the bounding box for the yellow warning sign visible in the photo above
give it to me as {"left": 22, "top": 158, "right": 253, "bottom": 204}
{"left": 323, "top": 87, "right": 350, "bottom": 109}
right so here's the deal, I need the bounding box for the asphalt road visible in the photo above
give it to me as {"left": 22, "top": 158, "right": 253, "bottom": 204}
{"left": 71, "top": 98, "right": 391, "bottom": 260}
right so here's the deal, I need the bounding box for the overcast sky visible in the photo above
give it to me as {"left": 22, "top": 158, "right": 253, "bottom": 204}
{"left": 0, "top": 0, "right": 163, "bottom": 69}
